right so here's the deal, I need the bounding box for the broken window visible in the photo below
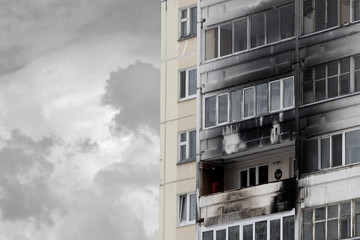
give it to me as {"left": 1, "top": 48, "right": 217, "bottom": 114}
{"left": 251, "top": 14, "right": 265, "bottom": 48}
{"left": 303, "top": 139, "right": 318, "bottom": 173}
{"left": 234, "top": 18, "right": 247, "bottom": 52}
{"left": 179, "top": 68, "right": 197, "bottom": 99}
{"left": 332, "top": 134, "right": 342, "bottom": 167}
{"left": 205, "top": 28, "right": 218, "bottom": 60}
{"left": 244, "top": 87, "right": 255, "bottom": 118}
{"left": 180, "top": 7, "right": 197, "bottom": 38}
{"left": 230, "top": 90, "right": 241, "bottom": 122}
{"left": 257, "top": 83, "right": 268, "bottom": 115}
{"left": 218, "top": 94, "right": 229, "bottom": 124}
{"left": 220, "top": 23, "right": 232, "bottom": 57}
{"left": 205, "top": 96, "right": 216, "bottom": 127}
{"left": 179, "top": 130, "right": 196, "bottom": 162}
{"left": 179, "top": 193, "right": 196, "bottom": 225}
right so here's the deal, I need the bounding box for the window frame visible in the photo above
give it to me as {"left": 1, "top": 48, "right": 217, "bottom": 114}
{"left": 178, "top": 129, "right": 196, "bottom": 162}
{"left": 179, "top": 68, "right": 197, "bottom": 101}
{"left": 179, "top": 6, "right": 197, "bottom": 39}
{"left": 238, "top": 164, "right": 269, "bottom": 189}
{"left": 178, "top": 192, "right": 196, "bottom": 226}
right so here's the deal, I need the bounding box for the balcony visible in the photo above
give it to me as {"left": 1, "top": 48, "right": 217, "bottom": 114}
{"left": 199, "top": 179, "right": 296, "bottom": 227}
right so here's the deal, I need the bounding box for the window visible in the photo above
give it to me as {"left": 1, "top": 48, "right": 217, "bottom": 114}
{"left": 303, "top": 200, "right": 360, "bottom": 239}
{"left": 302, "top": 56, "right": 360, "bottom": 104}
{"left": 303, "top": 128, "right": 360, "bottom": 174}
{"left": 179, "top": 193, "right": 196, "bottom": 225}
{"left": 303, "top": 0, "right": 360, "bottom": 34}
{"left": 204, "top": 4, "right": 294, "bottom": 61}
{"left": 204, "top": 77, "right": 294, "bottom": 129}
{"left": 179, "top": 68, "right": 197, "bottom": 99}
{"left": 239, "top": 165, "right": 268, "bottom": 188}
{"left": 179, "top": 130, "right": 196, "bottom": 162}
{"left": 180, "top": 6, "right": 197, "bottom": 38}
{"left": 202, "top": 212, "right": 294, "bottom": 240}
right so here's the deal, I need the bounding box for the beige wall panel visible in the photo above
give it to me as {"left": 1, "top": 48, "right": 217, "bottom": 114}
{"left": 165, "top": 60, "right": 179, "bottom": 121}
{"left": 158, "top": 186, "right": 165, "bottom": 240}
{"left": 177, "top": 177, "right": 196, "bottom": 194}
{"left": 177, "top": 115, "right": 196, "bottom": 133}
{"left": 164, "top": 120, "right": 179, "bottom": 183}
{"left": 161, "top": 183, "right": 177, "bottom": 240}
{"left": 178, "top": 98, "right": 196, "bottom": 118}
{"left": 160, "top": 65, "right": 167, "bottom": 123}
{"left": 176, "top": 224, "right": 196, "bottom": 240}
{"left": 177, "top": 161, "right": 197, "bottom": 182}
{"left": 178, "top": 0, "right": 197, "bottom": 9}
{"left": 177, "top": 37, "right": 197, "bottom": 58}
{"left": 159, "top": 124, "right": 166, "bottom": 185}
{"left": 178, "top": 54, "right": 197, "bottom": 71}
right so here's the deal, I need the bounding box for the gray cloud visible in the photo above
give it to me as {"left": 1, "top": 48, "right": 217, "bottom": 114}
{"left": 101, "top": 61, "right": 160, "bottom": 134}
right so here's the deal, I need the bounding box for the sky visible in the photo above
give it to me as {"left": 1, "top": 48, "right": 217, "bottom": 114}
{"left": 0, "top": 1, "right": 160, "bottom": 239}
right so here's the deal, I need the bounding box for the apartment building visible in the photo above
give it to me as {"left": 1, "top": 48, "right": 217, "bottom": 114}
{"left": 160, "top": 0, "right": 360, "bottom": 239}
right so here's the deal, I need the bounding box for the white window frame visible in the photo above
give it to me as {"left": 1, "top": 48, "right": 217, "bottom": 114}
{"left": 179, "top": 6, "right": 197, "bottom": 38}
{"left": 238, "top": 164, "right": 269, "bottom": 188}
{"left": 178, "top": 192, "right": 196, "bottom": 226}
{"left": 243, "top": 86, "right": 256, "bottom": 119}
{"left": 217, "top": 93, "right": 230, "bottom": 125}
{"left": 178, "top": 130, "right": 196, "bottom": 162}
{"left": 269, "top": 77, "right": 294, "bottom": 113}
{"left": 179, "top": 68, "right": 197, "bottom": 100}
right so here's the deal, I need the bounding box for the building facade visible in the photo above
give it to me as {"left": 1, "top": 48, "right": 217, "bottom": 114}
{"left": 160, "top": 0, "right": 360, "bottom": 239}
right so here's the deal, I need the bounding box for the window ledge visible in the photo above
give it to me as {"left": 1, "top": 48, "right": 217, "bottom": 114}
{"left": 177, "top": 221, "right": 196, "bottom": 228}
{"left": 178, "top": 95, "right": 196, "bottom": 103}
{"left": 177, "top": 158, "right": 196, "bottom": 165}
{"left": 178, "top": 34, "right": 197, "bottom": 41}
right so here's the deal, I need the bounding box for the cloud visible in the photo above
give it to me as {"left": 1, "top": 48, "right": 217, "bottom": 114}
{"left": 101, "top": 61, "right": 160, "bottom": 134}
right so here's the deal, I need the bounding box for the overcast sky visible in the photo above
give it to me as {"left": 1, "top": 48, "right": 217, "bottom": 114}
{"left": 0, "top": 1, "right": 160, "bottom": 239}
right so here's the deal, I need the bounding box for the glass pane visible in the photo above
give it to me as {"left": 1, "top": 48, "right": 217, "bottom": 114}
{"left": 243, "top": 224, "right": 253, "bottom": 240}
{"left": 270, "top": 219, "right": 280, "bottom": 240}
{"left": 249, "top": 167, "right": 256, "bottom": 186}
{"left": 255, "top": 221, "right": 267, "bottom": 240}
{"left": 315, "top": 222, "right": 325, "bottom": 240}
{"left": 345, "top": 129, "right": 360, "bottom": 164}
{"left": 180, "top": 71, "right": 186, "bottom": 98}
{"left": 304, "top": 68, "right": 314, "bottom": 82}
{"left": 326, "top": 0, "right": 338, "bottom": 28}
{"left": 205, "top": 96, "right": 216, "bottom": 127}
{"left": 304, "top": 209, "right": 313, "bottom": 223}
{"left": 315, "top": 80, "right": 326, "bottom": 101}
{"left": 327, "top": 219, "right": 338, "bottom": 240}
{"left": 244, "top": 88, "right": 255, "bottom": 118}
{"left": 332, "top": 134, "right": 342, "bottom": 167}
{"left": 190, "top": 7, "right": 197, "bottom": 35}
{"left": 341, "top": 58, "right": 350, "bottom": 73}
{"left": 203, "top": 231, "right": 214, "bottom": 240}
{"left": 328, "top": 61, "right": 338, "bottom": 76}
{"left": 341, "top": 0, "right": 350, "bottom": 24}
{"left": 234, "top": 18, "right": 247, "bottom": 52}
{"left": 230, "top": 90, "right": 241, "bottom": 122}
{"left": 270, "top": 81, "right": 281, "bottom": 111}
{"left": 303, "top": 0, "right": 315, "bottom": 34}
{"left": 356, "top": 71, "right": 360, "bottom": 92}
{"left": 220, "top": 23, "right": 232, "bottom": 56}
{"left": 180, "top": 133, "right": 186, "bottom": 142}
{"left": 356, "top": 56, "right": 360, "bottom": 69}
{"left": 216, "top": 229, "right": 226, "bottom": 240}
{"left": 303, "top": 139, "right": 319, "bottom": 173}
{"left": 341, "top": 218, "right": 351, "bottom": 238}
{"left": 303, "top": 82, "right": 314, "bottom": 104}
{"left": 341, "top": 202, "right": 351, "bottom": 216}
{"left": 180, "top": 195, "right": 187, "bottom": 222}
{"left": 281, "top": 5, "right": 295, "bottom": 39}
{"left": 315, "top": 0, "right": 326, "bottom": 31}
{"left": 267, "top": 9, "right": 280, "bottom": 43}
{"left": 315, "top": 207, "right": 325, "bottom": 221}
{"left": 181, "top": 9, "right": 188, "bottom": 37}
{"left": 240, "top": 170, "right": 248, "bottom": 188}
{"left": 355, "top": 0, "right": 360, "bottom": 21}
{"left": 340, "top": 73, "right": 350, "bottom": 95}
{"left": 315, "top": 65, "right": 326, "bottom": 79}
{"left": 283, "top": 216, "right": 295, "bottom": 240}
{"left": 189, "top": 130, "right": 196, "bottom": 159}
{"left": 188, "top": 69, "right": 197, "bottom": 96}
{"left": 257, "top": 83, "right": 268, "bottom": 115}
{"left": 229, "top": 225, "right": 239, "bottom": 240}
{"left": 251, "top": 14, "right": 265, "bottom": 48}
{"left": 321, "top": 138, "right": 330, "bottom": 168}
{"left": 180, "top": 145, "right": 186, "bottom": 161}
{"left": 303, "top": 223, "right": 313, "bottom": 240}
{"left": 189, "top": 194, "right": 196, "bottom": 220}
{"left": 258, "top": 165, "right": 268, "bottom": 185}
{"left": 218, "top": 94, "right": 228, "bottom": 124}
{"left": 328, "top": 205, "right": 338, "bottom": 218}
{"left": 356, "top": 200, "right": 360, "bottom": 214}
{"left": 205, "top": 28, "right": 218, "bottom": 60}
{"left": 328, "top": 76, "right": 338, "bottom": 98}
{"left": 356, "top": 215, "right": 360, "bottom": 236}
{"left": 283, "top": 77, "right": 294, "bottom": 108}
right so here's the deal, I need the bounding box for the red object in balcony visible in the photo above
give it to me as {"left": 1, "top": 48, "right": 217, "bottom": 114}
{"left": 212, "top": 181, "right": 220, "bottom": 193}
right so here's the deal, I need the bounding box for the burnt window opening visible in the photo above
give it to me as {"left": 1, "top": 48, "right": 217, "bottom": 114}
{"left": 179, "top": 68, "right": 197, "bottom": 99}
{"left": 302, "top": 56, "right": 360, "bottom": 105}
{"left": 239, "top": 165, "right": 269, "bottom": 188}
{"left": 204, "top": 76, "right": 294, "bottom": 129}
{"left": 180, "top": 6, "right": 197, "bottom": 38}
{"left": 204, "top": 4, "right": 294, "bottom": 61}
{"left": 303, "top": 200, "right": 360, "bottom": 239}
{"left": 302, "top": 128, "right": 360, "bottom": 174}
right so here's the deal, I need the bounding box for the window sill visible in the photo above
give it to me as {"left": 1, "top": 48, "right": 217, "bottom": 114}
{"left": 177, "top": 221, "right": 196, "bottom": 228}
{"left": 177, "top": 158, "right": 196, "bottom": 165}
{"left": 178, "top": 34, "right": 197, "bottom": 41}
{"left": 178, "top": 95, "right": 196, "bottom": 103}
{"left": 300, "top": 91, "right": 360, "bottom": 108}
